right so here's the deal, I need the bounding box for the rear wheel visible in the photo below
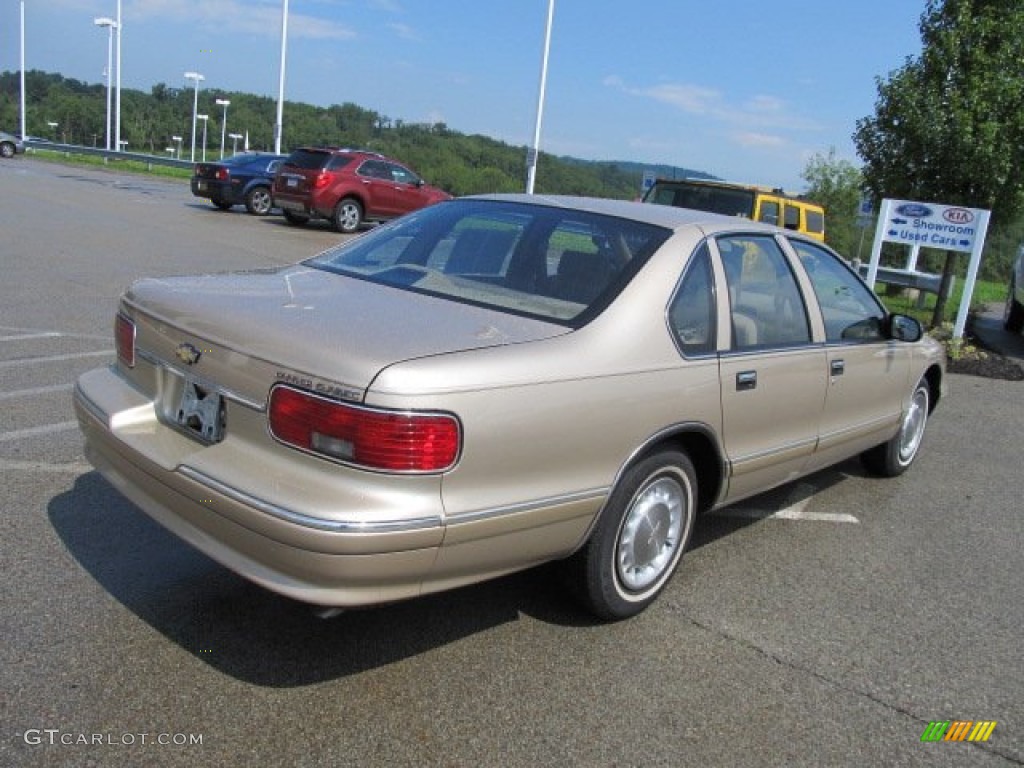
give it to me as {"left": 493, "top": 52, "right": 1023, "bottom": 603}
{"left": 245, "top": 186, "right": 273, "bottom": 216}
{"left": 569, "top": 451, "right": 697, "bottom": 620}
{"left": 1005, "top": 277, "right": 1024, "bottom": 333}
{"left": 282, "top": 210, "right": 309, "bottom": 226}
{"left": 211, "top": 198, "right": 232, "bottom": 211}
{"left": 333, "top": 198, "right": 363, "bottom": 233}
{"left": 861, "top": 378, "right": 930, "bottom": 477}
{"left": 0, "top": 142, "right": 15, "bottom": 158}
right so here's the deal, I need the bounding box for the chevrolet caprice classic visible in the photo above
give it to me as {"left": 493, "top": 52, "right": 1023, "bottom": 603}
{"left": 74, "top": 195, "right": 945, "bottom": 619}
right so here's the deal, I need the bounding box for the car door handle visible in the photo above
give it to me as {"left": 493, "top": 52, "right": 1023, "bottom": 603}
{"left": 736, "top": 370, "right": 757, "bottom": 391}
{"left": 831, "top": 359, "right": 845, "bottom": 377}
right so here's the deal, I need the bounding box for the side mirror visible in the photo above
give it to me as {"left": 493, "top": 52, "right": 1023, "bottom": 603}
{"left": 888, "top": 313, "right": 923, "bottom": 342}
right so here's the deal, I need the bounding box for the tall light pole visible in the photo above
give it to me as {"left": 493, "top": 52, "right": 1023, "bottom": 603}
{"left": 184, "top": 71, "right": 204, "bottom": 162}
{"left": 171, "top": 135, "right": 182, "bottom": 159}
{"left": 274, "top": 0, "right": 290, "bottom": 154}
{"left": 114, "top": 0, "right": 122, "bottom": 151}
{"left": 526, "top": 0, "right": 555, "bottom": 194}
{"left": 215, "top": 98, "right": 230, "bottom": 159}
{"left": 228, "top": 132, "right": 242, "bottom": 155}
{"left": 19, "top": 1, "right": 26, "bottom": 141}
{"left": 94, "top": 17, "right": 117, "bottom": 151}
{"left": 197, "top": 114, "right": 209, "bottom": 162}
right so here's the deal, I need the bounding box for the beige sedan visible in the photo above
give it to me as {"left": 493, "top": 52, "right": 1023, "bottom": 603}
{"left": 74, "top": 195, "right": 945, "bottom": 620}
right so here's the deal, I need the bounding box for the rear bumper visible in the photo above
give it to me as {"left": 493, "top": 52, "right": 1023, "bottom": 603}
{"left": 73, "top": 366, "right": 444, "bottom": 606}
{"left": 190, "top": 179, "right": 239, "bottom": 203}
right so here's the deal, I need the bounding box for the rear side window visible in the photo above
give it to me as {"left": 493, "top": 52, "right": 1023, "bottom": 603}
{"left": 668, "top": 243, "right": 716, "bottom": 356}
{"left": 784, "top": 205, "right": 801, "bottom": 231}
{"left": 718, "top": 235, "right": 811, "bottom": 349}
{"left": 757, "top": 199, "right": 780, "bottom": 226}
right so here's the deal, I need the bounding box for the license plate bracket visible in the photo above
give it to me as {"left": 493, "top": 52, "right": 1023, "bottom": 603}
{"left": 174, "top": 379, "right": 225, "bottom": 443}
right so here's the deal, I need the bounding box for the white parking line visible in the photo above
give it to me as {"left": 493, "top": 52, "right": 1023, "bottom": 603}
{"left": 0, "top": 383, "right": 75, "bottom": 402}
{"left": 0, "top": 421, "right": 81, "bottom": 443}
{"left": 0, "top": 332, "right": 63, "bottom": 342}
{"left": 0, "top": 458, "right": 92, "bottom": 474}
{"left": 713, "top": 483, "right": 859, "bottom": 524}
{"left": 0, "top": 350, "right": 113, "bottom": 369}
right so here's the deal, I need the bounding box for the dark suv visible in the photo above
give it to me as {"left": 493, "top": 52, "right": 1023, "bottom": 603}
{"left": 272, "top": 148, "right": 451, "bottom": 232}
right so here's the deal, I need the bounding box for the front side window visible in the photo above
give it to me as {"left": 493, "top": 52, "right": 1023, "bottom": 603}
{"left": 717, "top": 235, "right": 811, "bottom": 349}
{"left": 388, "top": 163, "right": 420, "bottom": 185}
{"left": 757, "top": 199, "right": 780, "bottom": 226}
{"left": 307, "top": 200, "right": 671, "bottom": 326}
{"left": 788, "top": 239, "right": 886, "bottom": 343}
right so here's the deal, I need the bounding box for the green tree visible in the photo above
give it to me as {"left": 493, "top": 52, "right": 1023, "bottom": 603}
{"left": 800, "top": 147, "right": 863, "bottom": 257}
{"left": 853, "top": 0, "right": 1024, "bottom": 326}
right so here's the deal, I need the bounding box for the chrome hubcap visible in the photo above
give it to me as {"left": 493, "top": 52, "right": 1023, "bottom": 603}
{"left": 898, "top": 387, "right": 928, "bottom": 464}
{"left": 617, "top": 476, "right": 685, "bottom": 591}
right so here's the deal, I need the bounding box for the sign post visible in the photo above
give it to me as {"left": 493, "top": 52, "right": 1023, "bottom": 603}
{"left": 866, "top": 198, "right": 990, "bottom": 338}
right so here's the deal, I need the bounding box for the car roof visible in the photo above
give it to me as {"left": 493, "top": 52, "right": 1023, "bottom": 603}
{"left": 464, "top": 193, "right": 788, "bottom": 236}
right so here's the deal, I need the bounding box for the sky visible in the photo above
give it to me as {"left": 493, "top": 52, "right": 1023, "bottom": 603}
{"left": 2, "top": 0, "right": 926, "bottom": 191}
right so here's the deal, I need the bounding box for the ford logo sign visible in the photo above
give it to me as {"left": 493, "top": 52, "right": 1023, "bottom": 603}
{"left": 895, "top": 203, "right": 933, "bottom": 218}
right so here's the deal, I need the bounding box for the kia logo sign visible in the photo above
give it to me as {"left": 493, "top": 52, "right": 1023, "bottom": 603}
{"left": 943, "top": 207, "right": 975, "bottom": 224}
{"left": 895, "top": 203, "right": 933, "bottom": 218}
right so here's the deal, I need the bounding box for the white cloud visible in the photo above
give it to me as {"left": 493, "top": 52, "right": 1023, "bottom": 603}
{"left": 126, "top": 0, "right": 356, "bottom": 41}
{"left": 732, "top": 131, "right": 786, "bottom": 148}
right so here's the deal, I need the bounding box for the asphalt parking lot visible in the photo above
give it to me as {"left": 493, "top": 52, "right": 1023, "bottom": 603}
{"left": 1, "top": 157, "right": 1022, "bottom": 767}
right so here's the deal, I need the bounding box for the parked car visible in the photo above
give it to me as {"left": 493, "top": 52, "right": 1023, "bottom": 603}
{"left": 1, "top": 131, "right": 25, "bottom": 158}
{"left": 74, "top": 196, "right": 944, "bottom": 620}
{"left": 191, "top": 152, "right": 286, "bottom": 215}
{"left": 1006, "top": 244, "right": 1024, "bottom": 333}
{"left": 643, "top": 178, "right": 826, "bottom": 241}
{"left": 272, "top": 147, "right": 451, "bottom": 232}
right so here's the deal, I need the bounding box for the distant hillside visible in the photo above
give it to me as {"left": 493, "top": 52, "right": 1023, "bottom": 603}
{"left": 1, "top": 70, "right": 717, "bottom": 199}
{"left": 560, "top": 157, "right": 718, "bottom": 183}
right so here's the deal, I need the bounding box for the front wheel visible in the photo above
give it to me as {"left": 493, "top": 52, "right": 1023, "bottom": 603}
{"left": 569, "top": 451, "right": 697, "bottom": 621}
{"left": 861, "top": 378, "right": 930, "bottom": 477}
{"left": 333, "top": 198, "right": 363, "bottom": 233}
{"left": 245, "top": 186, "right": 273, "bottom": 216}
{"left": 0, "top": 142, "right": 15, "bottom": 158}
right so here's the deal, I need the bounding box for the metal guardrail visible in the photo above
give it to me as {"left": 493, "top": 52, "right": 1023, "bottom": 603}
{"left": 25, "top": 140, "right": 194, "bottom": 171}
{"left": 856, "top": 263, "right": 954, "bottom": 306}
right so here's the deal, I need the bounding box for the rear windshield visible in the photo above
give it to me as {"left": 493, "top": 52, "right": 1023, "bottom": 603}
{"left": 283, "top": 149, "right": 332, "bottom": 170}
{"left": 645, "top": 182, "right": 756, "bottom": 218}
{"left": 306, "top": 200, "right": 671, "bottom": 326}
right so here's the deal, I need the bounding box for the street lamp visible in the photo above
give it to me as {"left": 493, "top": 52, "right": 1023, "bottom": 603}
{"left": 275, "top": 0, "right": 290, "bottom": 154}
{"left": 171, "top": 135, "right": 183, "bottom": 159}
{"left": 228, "top": 132, "right": 242, "bottom": 155}
{"left": 526, "top": 0, "right": 555, "bottom": 194}
{"left": 197, "top": 114, "right": 209, "bottom": 162}
{"left": 183, "top": 70, "right": 204, "bottom": 162}
{"left": 215, "top": 98, "right": 230, "bottom": 159}
{"left": 94, "top": 17, "right": 118, "bottom": 151}
{"left": 46, "top": 121, "right": 58, "bottom": 141}
{"left": 115, "top": 0, "right": 122, "bottom": 152}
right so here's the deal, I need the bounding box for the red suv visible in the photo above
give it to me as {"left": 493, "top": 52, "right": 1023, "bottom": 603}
{"left": 272, "top": 148, "right": 451, "bottom": 232}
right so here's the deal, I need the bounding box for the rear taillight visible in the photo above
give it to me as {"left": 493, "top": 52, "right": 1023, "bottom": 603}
{"left": 268, "top": 385, "right": 460, "bottom": 473}
{"left": 215, "top": 168, "right": 229, "bottom": 181}
{"left": 313, "top": 172, "right": 330, "bottom": 189}
{"left": 115, "top": 312, "right": 135, "bottom": 368}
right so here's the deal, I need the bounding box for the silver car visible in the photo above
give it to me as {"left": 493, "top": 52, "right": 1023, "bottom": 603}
{"left": 74, "top": 195, "right": 945, "bottom": 619}
{"left": 0, "top": 131, "right": 25, "bottom": 158}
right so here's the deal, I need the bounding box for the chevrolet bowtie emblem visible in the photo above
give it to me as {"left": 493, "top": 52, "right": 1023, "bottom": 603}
{"left": 175, "top": 342, "right": 202, "bottom": 366}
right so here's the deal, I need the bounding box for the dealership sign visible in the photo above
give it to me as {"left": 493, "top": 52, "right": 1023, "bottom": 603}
{"left": 879, "top": 199, "right": 985, "bottom": 253}
{"left": 866, "top": 197, "right": 991, "bottom": 339}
